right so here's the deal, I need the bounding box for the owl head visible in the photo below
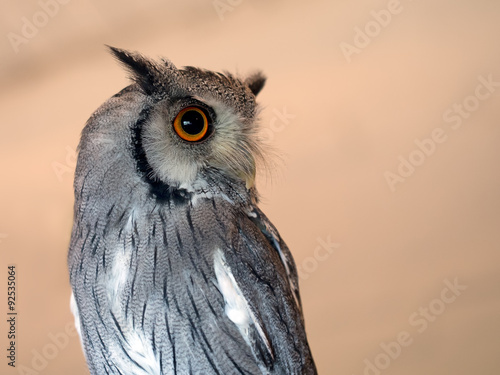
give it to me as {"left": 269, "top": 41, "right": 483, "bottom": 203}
{"left": 105, "top": 46, "right": 266, "bottom": 200}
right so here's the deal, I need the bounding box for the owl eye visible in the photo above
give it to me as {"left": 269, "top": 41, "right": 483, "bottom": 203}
{"left": 173, "top": 106, "right": 211, "bottom": 142}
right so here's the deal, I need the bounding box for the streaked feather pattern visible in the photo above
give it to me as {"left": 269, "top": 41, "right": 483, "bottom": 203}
{"left": 68, "top": 48, "right": 316, "bottom": 374}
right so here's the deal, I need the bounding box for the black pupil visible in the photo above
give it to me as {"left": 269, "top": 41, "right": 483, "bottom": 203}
{"left": 181, "top": 110, "right": 205, "bottom": 135}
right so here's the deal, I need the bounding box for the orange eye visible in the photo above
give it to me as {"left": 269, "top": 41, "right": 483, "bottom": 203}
{"left": 173, "top": 106, "right": 210, "bottom": 142}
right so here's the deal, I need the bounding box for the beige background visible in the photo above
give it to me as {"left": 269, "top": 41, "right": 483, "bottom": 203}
{"left": 1, "top": 0, "right": 500, "bottom": 374}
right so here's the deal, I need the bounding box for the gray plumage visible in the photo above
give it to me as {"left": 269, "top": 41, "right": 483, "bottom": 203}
{"left": 68, "top": 47, "right": 317, "bottom": 375}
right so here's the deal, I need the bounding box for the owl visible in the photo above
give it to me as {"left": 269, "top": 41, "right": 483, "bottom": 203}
{"left": 68, "top": 47, "right": 317, "bottom": 375}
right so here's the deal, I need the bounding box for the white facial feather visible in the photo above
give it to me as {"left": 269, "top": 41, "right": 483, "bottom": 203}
{"left": 205, "top": 98, "right": 260, "bottom": 188}
{"left": 142, "top": 95, "right": 261, "bottom": 188}
{"left": 143, "top": 110, "right": 201, "bottom": 186}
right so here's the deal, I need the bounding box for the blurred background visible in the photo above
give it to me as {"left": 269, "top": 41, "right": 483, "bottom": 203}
{"left": 1, "top": 0, "right": 500, "bottom": 374}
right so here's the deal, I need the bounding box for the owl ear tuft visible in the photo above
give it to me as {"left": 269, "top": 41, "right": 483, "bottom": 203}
{"left": 245, "top": 72, "right": 266, "bottom": 96}
{"left": 107, "top": 45, "right": 172, "bottom": 96}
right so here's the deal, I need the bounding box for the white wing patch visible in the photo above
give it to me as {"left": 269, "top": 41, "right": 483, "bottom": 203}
{"left": 109, "top": 330, "right": 163, "bottom": 375}
{"left": 105, "top": 210, "right": 162, "bottom": 375}
{"left": 70, "top": 292, "right": 85, "bottom": 354}
{"left": 213, "top": 249, "right": 272, "bottom": 359}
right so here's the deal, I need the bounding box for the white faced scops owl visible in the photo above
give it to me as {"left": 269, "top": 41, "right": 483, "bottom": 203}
{"left": 68, "top": 47, "right": 317, "bottom": 375}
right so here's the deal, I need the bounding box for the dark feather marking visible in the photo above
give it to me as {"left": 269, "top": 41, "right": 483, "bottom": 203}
{"left": 78, "top": 229, "right": 92, "bottom": 272}
{"left": 96, "top": 329, "right": 107, "bottom": 352}
{"left": 121, "top": 343, "right": 147, "bottom": 372}
{"left": 124, "top": 294, "right": 131, "bottom": 321}
{"left": 164, "top": 313, "right": 172, "bottom": 342}
{"left": 117, "top": 210, "right": 128, "bottom": 239}
{"left": 106, "top": 203, "right": 115, "bottom": 218}
{"left": 109, "top": 312, "right": 147, "bottom": 372}
{"left": 79, "top": 168, "right": 93, "bottom": 201}
{"left": 167, "top": 255, "right": 173, "bottom": 274}
{"left": 78, "top": 254, "right": 85, "bottom": 273}
{"left": 162, "top": 280, "right": 169, "bottom": 308}
{"left": 95, "top": 303, "right": 107, "bottom": 328}
{"left": 186, "top": 286, "right": 200, "bottom": 320}
{"left": 83, "top": 327, "right": 94, "bottom": 350}
{"left": 204, "top": 294, "right": 217, "bottom": 316}
{"left": 151, "top": 324, "right": 157, "bottom": 355}
{"left": 199, "top": 340, "right": 222, "bottom": 375}
{"left": 164, "top": 313, "right": 177, "bottom": 373}
{"left": 130, "top": 266, "right": 139, "bottom": 300}
{"left": 80, "top": 227, "right": 91, "bottom": 254}
{"left": 76, "top": 222, "right": 83, "bottom": 239}
{"left": 198, "top": 267, "right": 210, "bottom": 288}
{"left": 102, "top": 250, "right": 106, "bottom": 269}
{"left": 94, "top": 264, "right": 99, "bottom": 283}
{"left": 175, "top": 227, "right": 183, "bottom": 250}
{"left": 89, "top": 221, "right": 99, "bottom": 249}
{"left": 98, "top": 336, "right": 116, "bottom": 375}
{"left": 247, "top": 210, "right": 301, "bottom": 310}
{"left": 117, "top": 209, "right": 127, "bottom": 223}
{"left": 91, "top": 236, "right": 100, "bottom": 257}
{"left": 246, "top": 261, "right": 277, "bottom": 297}
{"left": 199, "top": 327, "right": 215, "bottom": 355}
{"left": 89, "top": 234, "right": 99, "bottom": 257}
{"left": 131, "top": 231, "right": 136, "bottom": 250}
{"left": 186, "top": 209, "right": 195, "bottom": 233}
{"left": 128, "top": 236, "right": 136, "bottom": 270}
{"left": 159, "top": 211, "right": 168, "bottom": 247}
{"left": 141, "top": 303, "right": 147, "bottom": 329}
{"left": 171, "top": 292, "right": 183, "bottom": 316}
{"left": 153, "top": 245, "right": 158, "bottom": 286}
{"left": 93, "top": 288, "right": 102, "bottom": 310}
{"left": 222, "top": 348, "right": 248, "bottom": 375}
{"left": 187, "top": 251, "right": 199, "bottom": 271}
{"left": 187, "top": 315, "right": 196, "bottom": 341}
{"left": 110, "top": 312, "right": 126, "bottom": 341}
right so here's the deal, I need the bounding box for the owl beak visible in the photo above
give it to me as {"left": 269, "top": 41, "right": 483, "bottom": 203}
{"left": 245, "top": 167, "right": 256, "bottom": 190}
{"left": 211, "top": 154, "right": 256, "bottom": 190}
{"left": 237, "top": 159, "right": 256, "bottom": 190}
